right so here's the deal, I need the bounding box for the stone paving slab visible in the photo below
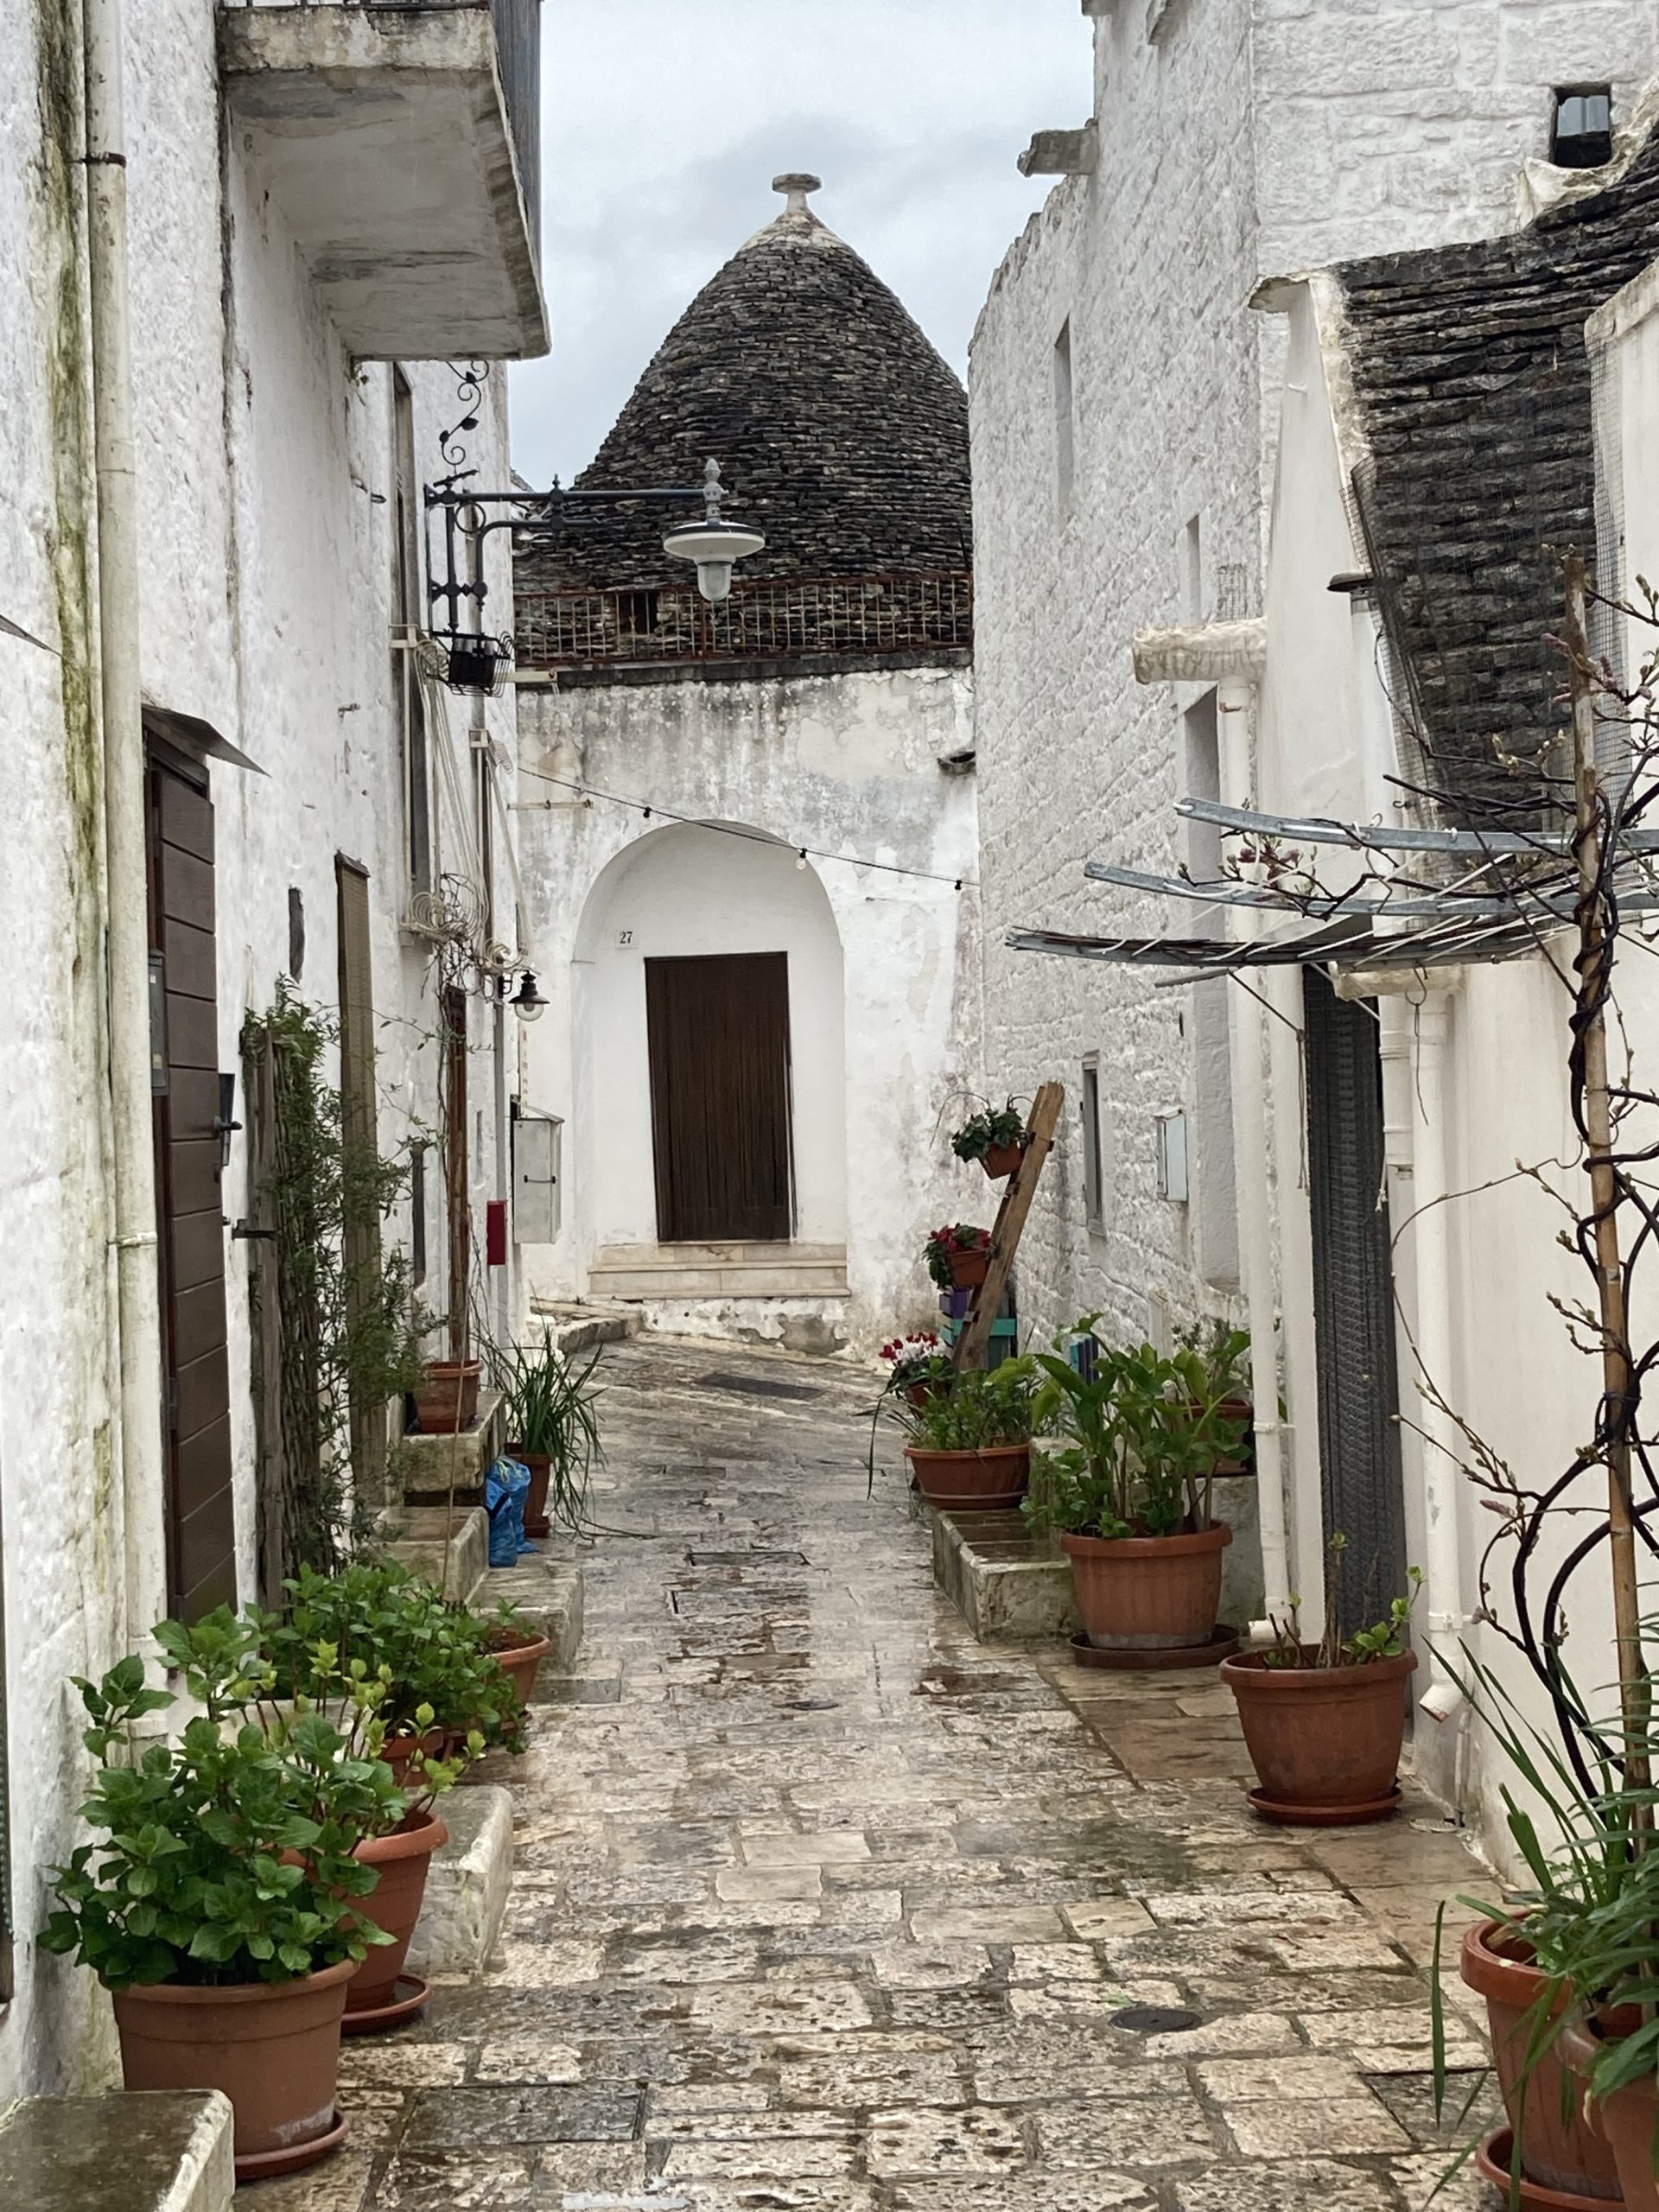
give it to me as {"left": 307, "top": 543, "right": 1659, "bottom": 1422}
{"left": 268, "top": 1338, "right": 1500, "bottom": 2212}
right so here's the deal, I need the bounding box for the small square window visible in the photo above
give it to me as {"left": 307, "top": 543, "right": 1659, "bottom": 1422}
{"left": 1552, "top": 86, "right": 1612, "bottom": 170}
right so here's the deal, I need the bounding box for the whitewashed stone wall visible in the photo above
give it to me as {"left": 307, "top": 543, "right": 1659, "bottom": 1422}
{"left": 517, "top": 665, "right": 980, "bottom": 1354}
{"left": 969, "top": 0, "right": 1657, "bottom": 1360}
{"left": 2, "top": 0, "right": 525, "bottom": 2098}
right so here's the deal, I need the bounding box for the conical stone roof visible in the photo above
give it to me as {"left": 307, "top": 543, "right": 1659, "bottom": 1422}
{"left": 522, "top": 179, "right": 972, "bottom": 594}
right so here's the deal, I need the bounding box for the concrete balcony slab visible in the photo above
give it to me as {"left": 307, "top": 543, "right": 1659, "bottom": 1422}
{"left": 218, "top": 2, "right": 548, "bottom": 359}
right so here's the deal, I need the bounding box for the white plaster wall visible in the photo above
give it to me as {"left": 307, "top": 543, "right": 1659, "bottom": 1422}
{"left": 517, "top": 666, "right": 980, "bottom": 1353}
{"left": 971, "top": 0, "right": 1655, "bottom": 1368}
{"left": 0, "top": 0, "right": 527, "bottom": 2098}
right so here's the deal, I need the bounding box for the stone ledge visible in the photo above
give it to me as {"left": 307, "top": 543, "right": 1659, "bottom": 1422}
{"left": 379, "top": 1505, "right": 489, "bottom": 1605}
{"left": 394, "top": 1390, "right": 506, "bottom": 1509}
{"left": 486, "top": 1553, "right": 584, "bottom": 1672}
{"left": 407, "top": 1784, "right": 513, "bottom": 1981}
{"left": 0, "top": 2091, "right": 233, "bottom": 2212}
{"left": 929, "top": 1505, "right": 1079, "bottom": 1643}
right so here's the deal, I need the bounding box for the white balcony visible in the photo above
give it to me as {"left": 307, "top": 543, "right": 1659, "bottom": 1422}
{"left": 218, "top": 1, "right": 549, "bottom": 360}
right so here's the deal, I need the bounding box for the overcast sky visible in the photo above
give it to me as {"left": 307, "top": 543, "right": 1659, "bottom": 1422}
{"left": 506, "top": 1, "right": 1094, "bottom": 486}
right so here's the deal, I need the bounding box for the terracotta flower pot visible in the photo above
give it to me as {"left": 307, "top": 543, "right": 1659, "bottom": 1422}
{"left": 113, "top": 1956, "right": 353, "bottom": 2182}
{"left": 904, "top": 1379, "right": 947, "bottom": 1409}
{"left": 412, "top": 1360, "right": 480, "bottom": 1434}
{"left": 1560, "top": 2014, "right": 1653, "bottom": 2212}
{"left": 347, "top": 1809, "right": 448, "bottom": 2015}
{"left": 1220, "top": 1646, "right": 1417, "bottom": 1823}
{"left": 512, "top": 1446, "right": 552, "bottom": 1537}
{"left": 1061, "top": 1523, "right": 1230, "bottom": 1649}
{"left": 906, "top": 1443, "right": 1030, "bottom": 1511}
{"left": 381, "top": 1727, "right": 447, "bottom": 1789}
{"left": 981, "top": 1141, "right": 1024, "bottom": 1180}
{"left": 944, "top": 1247, "right": 990, "bottom": 1289}
{"left": 1464, "top": 1924, "right": 1624, "bottom": 2203}
{"left": 486, "top": 1629, "right": 552, "bottom": 1710}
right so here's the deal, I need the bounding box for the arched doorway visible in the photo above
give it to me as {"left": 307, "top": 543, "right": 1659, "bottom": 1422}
{"left": 570, "top": 823, "right": 847, "bottom": 1274}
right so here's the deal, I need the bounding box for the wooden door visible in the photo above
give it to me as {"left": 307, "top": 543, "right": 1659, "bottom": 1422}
{"left": 148, "top": 746, "right": 236, "bottom": 1621}
{"left": 1303, "top": 967, "right": 1407, "bottom": 1637}
{"left": 645, "top": 952, "right": 792, "bottom": 1243}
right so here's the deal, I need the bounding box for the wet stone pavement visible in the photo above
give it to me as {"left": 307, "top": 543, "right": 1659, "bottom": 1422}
{"left": 260, "top": 1337, "right": 1503, "bottom": 2212}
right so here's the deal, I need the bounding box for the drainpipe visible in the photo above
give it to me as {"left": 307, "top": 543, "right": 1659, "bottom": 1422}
{"left": 1216, "top": 677, "right": 1291, "bottom": 1624}
{"left": 84, "top": 0, "right": 168, "bottom": 1649}
{"left": 1405, "top": 985, "right": 1468, "bottom": 1722}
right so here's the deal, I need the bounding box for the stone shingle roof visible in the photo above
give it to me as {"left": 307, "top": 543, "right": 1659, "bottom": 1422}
{"left": 518, "top": 182, "right": 972, "bottom": 595}
{"left": 1333, "top": 127, "right": 1659, "bottom": 817}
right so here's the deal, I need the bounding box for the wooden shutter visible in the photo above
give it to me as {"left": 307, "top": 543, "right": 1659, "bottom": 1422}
{"left": 1303, "top": 967, "right": 1408, "bottom": 1636}
{"left": 645, "top": 953, "right": 792, "bottom": 1243}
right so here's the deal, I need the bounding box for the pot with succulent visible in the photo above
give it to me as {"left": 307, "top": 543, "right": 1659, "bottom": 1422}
{"left": 950, "top": 1098, "right": 1027, "bottom": 1181}
{"left": 894, "top": 1358, "right": 1038, "bottom": 1510}
{"left": 259, "top": 1562, "right": 525, "bottom": 2027}
{"left": 489, "top": 1328, "right": 604, "bottom": 1537}
{"left": 1219, "top": 1540, "right": 1421, "bottom": 1825}
{"left": 925, "top": 1224, "right": 994, "bottom": 1292}
{"left": 1024, "top": 1319, "right": 1246, "bottom": 1662}
{"left": 41, "top": 1630, "right": 408, "bottom": 2182}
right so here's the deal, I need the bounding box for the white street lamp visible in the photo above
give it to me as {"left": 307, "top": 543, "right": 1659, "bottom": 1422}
{"left": 663, "top": 459, "right": 766, "bottom": 604}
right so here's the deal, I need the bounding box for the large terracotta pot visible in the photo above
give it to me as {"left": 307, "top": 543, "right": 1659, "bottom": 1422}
{"left": 1560, "top": 2016, "right": 1654, "bottom": 2212}
{"left": 347, "top": 1809, "right": 448, "bottom": 2014}
{"left": 412, "top": 1360, "right": 480, "bottom": 1433}
{"left": 1062, "top": 1523, "right": 1231, "bottom": 1649}
{"left": 906, "top": 1443, "right": 1030, "bottom": 1511}
{"left": 981, "top": 1141, "right": 1024, "bottom": 1180}
{"left": 944, "top": 1247, "right": 990, "bottom": 1289}
{"left": 1220, "top": 1647, "right": 1417, "bottom": 1823}
{"left": 512, "top": 1446, "right": 552, "bottom": 1537}
{"left": 487, "top": 1630, "right": 552, "bottom": 1710}
{"left": 1463, "top": 1924, "right": 1624, "bottom": 2203}
{"left": 113, "top": 1957, "right": 353, "bottom": 2182}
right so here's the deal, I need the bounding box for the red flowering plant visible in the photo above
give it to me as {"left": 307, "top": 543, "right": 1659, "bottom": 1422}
{"left": 923, "top": 1224, "right": 992, "bottom": 1291}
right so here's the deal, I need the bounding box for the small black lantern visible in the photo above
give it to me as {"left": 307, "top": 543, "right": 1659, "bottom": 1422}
{"left": 442, "top": 632, "right": 513, "bottom": 695}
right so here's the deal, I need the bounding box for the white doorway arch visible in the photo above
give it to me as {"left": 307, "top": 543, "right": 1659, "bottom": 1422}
{"left": 570, "top": 822, "right": 847, "bottom": 1264}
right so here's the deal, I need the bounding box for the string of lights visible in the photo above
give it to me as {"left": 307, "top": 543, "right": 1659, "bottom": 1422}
{"left": 511, "top": 765, "right": 975, "bottom": 890}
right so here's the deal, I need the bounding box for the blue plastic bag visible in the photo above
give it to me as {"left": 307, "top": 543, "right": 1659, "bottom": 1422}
{"left": 485, "top": 1456, "right": 535, "bottom": 1564}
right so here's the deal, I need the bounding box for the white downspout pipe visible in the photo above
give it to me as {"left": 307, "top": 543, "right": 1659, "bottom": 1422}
{"left": 1406, "top": 986, "right": 1468, "bottom": 1720}
{"left": 1216, "top": 677, "right": 1291, "bottom": 1624}
{"left": 85, "top": 0, "right": 168, "bottom": 1649}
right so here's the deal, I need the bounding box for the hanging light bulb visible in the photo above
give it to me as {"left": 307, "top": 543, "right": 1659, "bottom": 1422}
{"left": 663, "top": 460, "right": 765, "bottom": 604}
{"left": 796, "top": 849, "right": 809, "bottom": 870}
{"left": 510, "top": 970, "right": 547, "bottom": 1023}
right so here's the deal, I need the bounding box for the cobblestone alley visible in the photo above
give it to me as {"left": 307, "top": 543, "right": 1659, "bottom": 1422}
{"left": 268, "top": 1338, "right": 1500, "bottom": 2212}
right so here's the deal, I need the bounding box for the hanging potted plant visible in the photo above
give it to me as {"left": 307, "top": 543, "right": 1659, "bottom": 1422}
{"left": 1218, "top": 1541, "right": 1421, "bottom": 1825}
{"left": 896, "top": 1358, "right": 1037, "bottom": 1510}
{"left": 925, "top": 1224, "right": 994, "bottom": 1292}
{"left": 1024, "top": 1319, "right": 1245, "bottom": 1660}
{"left": 488, "top": 1329, "right": 603, "bottom": 1537}
{"left": 41, "top": 1638, "right": 406, "bottom": 2182}
{"left": 950, "top": 1099, "right": 1027, "bottom": 1181}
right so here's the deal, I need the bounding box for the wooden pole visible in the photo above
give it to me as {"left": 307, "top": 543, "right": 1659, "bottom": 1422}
{"left": 953, "top": 1083, "right": 1065, "bottom": 1370}
{"left": 1563, "top": 553, "right": 1649, "bottom": 1801}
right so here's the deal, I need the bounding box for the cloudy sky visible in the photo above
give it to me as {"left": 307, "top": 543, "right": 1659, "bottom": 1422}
{"left": 507, "top": 0, "right": 1094, "bottom": 486}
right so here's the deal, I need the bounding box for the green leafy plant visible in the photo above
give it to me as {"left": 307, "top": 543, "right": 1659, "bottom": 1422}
{"left": 261, "top": 1561, "right": 525, "bottom": 1760}
{"left": 41, "top": 1642, "right": 405, "bottom": 1992}
{"left": 1174, "top": 1316, "right": 1252, "bottom": 1403}
{"left": 950, "top": 1099, "right": 1026, "bottom": 1164}
{"left": 898, "top": 1359, "right": 1036, "bottom": 1452}
{"left": 241, "top": 985, "right": 425, "bottom": 1579}
{"left": 1022, "top": 1319, "right": 1249, "bottom": 1540}
{"left": 879, "top": 1332, "right": 954, "bottom": 1393}
{"left": 1262, "top": 1536, "right": 1422, "bottom": 1669}
{"left": 924, "top": 1224, "right": 992, "bottom": 1289}
{"left": 486, "top": 1329, "right": 604, "bottom": 1532}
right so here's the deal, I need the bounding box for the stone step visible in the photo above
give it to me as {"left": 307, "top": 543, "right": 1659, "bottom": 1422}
{"left": 485, "top": 1552, "right": 584, "bottom": 1671}
{"left": 527, "top": 1299, "right": 643, "bottom": 1354}
{"left": 379, "top": 1504, "right": 489, "bottom": 1606}
{"left": 926, "top": 1502, "right": 1079, "bottom": 1643}
{"left": 406, "top": 1783, "right": 513, "bottom": 1982}
{"left": 0, "top": 2091, "right": 232, "bottom": 2212}
{"left": 588, "top": 1242, "right": 849, "bottom": 1299}
{"left": 393, "top": 1389, "right": 506, "bottom": 1509}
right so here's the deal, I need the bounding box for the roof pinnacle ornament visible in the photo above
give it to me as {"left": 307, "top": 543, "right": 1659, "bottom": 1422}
{"left": 772, "top": 171, "right": 822, "bottom": 215}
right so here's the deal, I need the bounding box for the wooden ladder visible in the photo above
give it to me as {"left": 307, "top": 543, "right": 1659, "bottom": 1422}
{"left": 951, "top": 1081, "right": 1065, "bottom": 1370}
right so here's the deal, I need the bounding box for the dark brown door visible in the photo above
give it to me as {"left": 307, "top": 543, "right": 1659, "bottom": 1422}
{"left": 645, "top": 952, "right": 792, "bottom": 1243}
{"left": 147, "top": 745, "right": 235, "bottom": 1621}
{"left": 443, "top": 985, "right": 470, "bottom": 1359}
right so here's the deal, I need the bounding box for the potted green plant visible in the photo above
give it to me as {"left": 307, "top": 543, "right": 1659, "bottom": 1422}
{"left": 898, "top": 1359, "right": 1037, "bottom": 1510}
{"left": 1176, "top": 1317, "right": 1254, "bottom": 1472}
{"left": 489, "top": 1329, "right": 603, "bottom": 1536}
{"left": 42, "top": 1640, "right": 405, "bottom": 2182}
{"left": 1024, "top": 1319, "right": 1245, "bottom": 1656}
{"left": 925, "top": 1224, "right": 993, "bottom": 1291}
{"left": 481, "top": 1601, "right": 553, "bottom": 1711}
{"left": 880, "top": 1332, "right": 955, "bottom": 1407}
{"left": 950, "top": 1099, "right": 1027, "bottom": 1180}
{"left": 1218, "top": 1541, "right": 1421, "bottom": 1825}
{"left": 411, "top": 1355, "right": 481, "bottom": 1434}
